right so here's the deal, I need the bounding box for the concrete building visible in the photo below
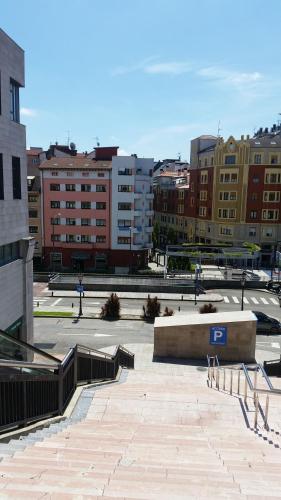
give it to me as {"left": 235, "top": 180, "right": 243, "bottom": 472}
{"left": 0, "top": 28, "right": 34, "bottom": 347}
{"left": 40, "top": 149, "right": 154, "bottom": 271}
{"left": 111, "top": 155, "right": 154, "bottom": 271}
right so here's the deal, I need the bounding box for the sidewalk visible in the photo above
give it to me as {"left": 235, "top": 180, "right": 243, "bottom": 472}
{"left": 45, "top": 290, "right": 224, "bottom": 302}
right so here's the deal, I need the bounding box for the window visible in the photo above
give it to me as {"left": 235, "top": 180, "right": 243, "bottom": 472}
{"left": 249, "top": 227, "right": 256, "bottom": 237}
{"left": 96, "top": 202, "right": 106, "bottom": 209}
{"left": 51, "top": 171, "right": 58, "bottom": 176}
{"left": 118, "top": 168, "right": 132, "bottom": 175}
{"left": 177, "top": 204, "right": 184, "bottom": 214}
{"left": 81, "top": 218, "right": 90, "bottom": 226}
{"left": 96, "top": 235, "right": 106, "bottom": 243}
{"left": 50, "top": 183, "right": 60, "bottom": 191}
{"left": 0, "top": 242, "right": 20, "bottom": 267}
{"left": 29, "top": 195, "right": 37, "bottom": 202}
{"left": 254, "top": 154, "right": 262, "bottom": 164}
{"left": 66, "top": 234, "right": 75, "bottom": 242}
{"left": 190, "top": 197, "right": 194, "bottom": 207}
{"left": 204, "top": 158, "right": 208, "bottom": 167}
{"left": 220, "top": 172, "right": 238, "bottom": 183}
{"left": 66, "top": 218, "right": 76, "bottom": 225}
{"left": 218, "top": 208, "right": 236, "bottom": 219}
{"left": 263, "top": 191, "right": 280, "bottom": 202}
{"left": 12, "top": 156, "right": 21, "bottom": 199}
{"left": 225, "top": 155, "right": 236, "bottom": 165}
{"left": 200, "top": 191, "right": 207, "bottom": 201}
{"left": 51, "top": 217, "right": 60, "bottom": 225}
{"left": 29, "top": 209, "right": 38, "bottom": 218}
{"left": 29, "top": 226, "right": 38, "bottom": 233}
{"left": 96, "top": 219, "right": 106, "bottom": 226}
{"left": 67, "top": 171, "right": 74, "bottom": 176}
{"left": 65, "top": 184, "right": 75, "bottom": 191}
{"left": 178, "top": 190, "right": 184, "bottom": 200}
{"left": 253, "top": 176, "right": 259, "bottom": 184}
{"left": 219, "top": 226, "right": 233, "bottom": 236}
{"left": 118, "top": 185, "right": 132, "bottom": 192}
{"left": 270, "top": 155, "right": 278, "bottom": 165}
{"left": 81, "top": 184, "right": 91, "bottom": 192}
{"left": 163, "top": 202, "right": 167, "bottom": 211}
{"left": 265, "top": 172, "right": 281, "bottom": 184}
{"left": 82, "top": 171, "right": 89, "bottom": 177}
{"left": 98, "top": 172, "right": 104, "bottom": 177}
{"left": 251, "top": 193, "right": 257, "bottom": 201}
{"left": 118, "top": 237, "right": 131, "bottom": 244}
{"left": 262, "top": 209, "right": 279, "bottom": 220}
{"left": 219, "top": 191, "right": 237, "bottom": 201}
{"left": 0, "top": 154, "right": 3, "bottom": 200}
{"left": 199, "top": 207, "right": 206, "bottom": 217}
{"left": 81, "top": 235, "right": 90, "bottom": 243}
{"left": 118, "top": 219, "right": 131, "bottom": 227}
{"left": 262, "top": 227, "right": 274, "bottom": 237}
{"left": 200, "top": 171, "right": 208, "bottom": 184}
{"left": 118, "top": 202, "right": 131, "bottom": 210}
{"left": 96, "top": 184, "right": 106, "bottom": 192}
{"left": 66, "top": 201, "right": 76, "bottom": 209}
{"left": 211, "top": 157, "right": 214, "bottom": 166}
{"left": 10, "top": 79, "right": 20, "bottom": 122}
{"left": 51, "top": 234, "right": 60, "bottom": 242}
{"left": 250, "top": 211, "right": 257, "bottom": 219}
{"left": 50, "top": 201, "right": 60, "bottom": 209}
{"left": 81, "top": 201, "right": 91, "bottom": 209}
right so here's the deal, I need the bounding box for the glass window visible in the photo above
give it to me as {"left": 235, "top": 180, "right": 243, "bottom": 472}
{"left": 0, "top": 153, "right": 3, "bottom": 200}
{"left": 96, "top": 202, "right": 106, "bottom": 209}
{"left": 50, "top": 201, "right": 60, "bottom": 208}
{"left": 118, "top": 202, "right": 131, "bottom": 210}
{"left": 12, "top": 157, "right": 21, "bottom": 199}
{"left": 225, "top": 155, "right": 236, "bottom": 165}
{"left": 10, "top": 79, "right": 20, "bottom": 122}
{"left": 96, "top": 219, "right": 106, "bottom": 226}
{"left": 66, "top": 201, "right": 76, "bottom": 209}
{"left": 65, "top": 184, "right": 75, "bottom": 191}
{"left": 66, "top": 218, "right": 76, "bottom": 225}
{"left": 254, "top": 154, "right": 261, "bottom": 164}
{"left": 81, "top": 218, "right": 90, "bottom": 226}
{"left": 118, "top": 185, "right": 132, "bottom": 192}
{"left": 96, "top": 184, "right": 106, "bottom": 192}
{"left": 96, "top": 235, "right": 106, "bottom": 243}
{"left": 81, "top": 201, "right": 91, "bottom": 209}
{"left": 50, "top": 184, "right": 60, "bottom": 191}
{"left": 81, "top": 184, "right": 91, "bottom": 192}
{"left": 29, "top": 209, "right": 38, "bottom": 218}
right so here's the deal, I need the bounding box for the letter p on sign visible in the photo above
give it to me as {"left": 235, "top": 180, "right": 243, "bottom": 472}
{"left": 210, "top": 326, "right": 227, "bottom": 345}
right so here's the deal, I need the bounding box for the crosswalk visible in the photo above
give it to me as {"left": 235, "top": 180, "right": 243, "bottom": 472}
{"left": 223, "top": 295, "right": 279, "bottom": 306}
{"left": 33, "top": 297, "right": 48, "bottom": 308}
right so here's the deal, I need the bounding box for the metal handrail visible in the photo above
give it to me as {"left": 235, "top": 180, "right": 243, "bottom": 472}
{"left": 0, "top": 359, "right": 59, "bottom": 370}
{"left": 207, "top": 354, "right": 281, "bottom": 430}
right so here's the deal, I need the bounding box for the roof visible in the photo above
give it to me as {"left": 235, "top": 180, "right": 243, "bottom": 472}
{"left": 199, "top": 135, "right": 217, "bottom": 140}
{"left": 39, "top": 158, "right": 112, "bottom": 170}
{"left": 155, "top": 310, "right": 256, "bottom": 328}
{"left": 27, "top": 149, "right": 43, "bottom": 156}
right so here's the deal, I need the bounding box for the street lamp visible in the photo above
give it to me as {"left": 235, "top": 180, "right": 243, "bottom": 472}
{"left": 77, "top": 273, "right": 83, "bottom": 316}
{"left": 194, "top": 265, "right": 199, "bottom": 306}
{"left": 240, "top": 271, "right": 246, "bottom": 311}
{"left": 51, "top": 212, "right": 61, "bottom": 271}
{"left": 129, "top": 225, "right": 134, "bottom": 273}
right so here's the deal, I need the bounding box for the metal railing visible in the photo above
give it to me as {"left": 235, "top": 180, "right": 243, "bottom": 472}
{"left": 207, "top": 355, "right": 281, "bottom": 430}
{"left": 0, "top": 329, "right": 134, "bottom": 433}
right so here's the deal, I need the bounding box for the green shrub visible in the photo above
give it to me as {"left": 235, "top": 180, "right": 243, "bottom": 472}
{"left": 163, "top": 306, "right": 174, "bottom": 316}
{"left": 100, "top": 293, "right": 120, "bottom": 319}
{"left": 199, "top": 303, "right": 217, "bottom": 314}
{"left": 142, "top": 295, "right": 161, "bottom": 320}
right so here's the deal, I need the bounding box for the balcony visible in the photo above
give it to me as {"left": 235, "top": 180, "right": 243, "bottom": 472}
{"left": 145, "top": 226, "right": 153, "bottom": 233}
{"left": 134, "top": 192, "right": 142, "bottom": 199}
{"left": 134, "top": 209, "right": 142, "bottom": 216}
{"left": 146, "top": 193, "right": 154, "bottom": 200}
{"left": 146, "top": 210, "right": 154, "bottom": 216}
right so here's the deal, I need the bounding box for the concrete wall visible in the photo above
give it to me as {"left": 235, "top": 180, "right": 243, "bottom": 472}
{"left": 154, "top": 311, "right": 257, "bottom": 362}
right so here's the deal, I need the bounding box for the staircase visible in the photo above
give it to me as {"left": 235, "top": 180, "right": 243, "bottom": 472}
{"left": 1, "top": 344, "right": 281, "bottom": 498}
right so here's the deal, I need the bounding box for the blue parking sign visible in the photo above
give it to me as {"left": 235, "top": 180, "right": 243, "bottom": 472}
{"left": 210, "top": 326, "right": 227, "bottom": 346}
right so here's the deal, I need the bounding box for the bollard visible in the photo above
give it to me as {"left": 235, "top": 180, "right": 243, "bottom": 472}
{"left": 83, "top": 292, "right": 85, "bottom": 297}
{"left": 51, "top": 291, "right": 54, "bottom": 297}
{"left": 37, "top": 301, "right": 39, "bottom": 307}
{"left": 178, "top": 306, "right": 180, "bottom": 311}
{"left": 181, "top": 295, "right": 183, "bottom": 301}
{"left": 72, "top": 303, "right": 74, "bottom": 308}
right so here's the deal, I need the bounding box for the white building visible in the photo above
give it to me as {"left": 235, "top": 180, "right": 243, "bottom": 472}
{"left": 111, "top": 155, "right": 154, "bottom": 271}
{"left": 0, "top": 29, "right": 34, "bottom": 350}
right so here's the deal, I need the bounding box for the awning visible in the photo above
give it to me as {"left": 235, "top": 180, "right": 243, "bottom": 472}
{"left": 71, "top": 252, "right": 91, "bottom": 261}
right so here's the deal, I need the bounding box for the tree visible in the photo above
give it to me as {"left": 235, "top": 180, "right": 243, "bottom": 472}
{"left": 167, "top": 227, "right": 177, "bottom": 245}
{"left": 199, "top": 303, "right": 217, "bottom": 314}
{"left": 152, "top": 221, "right": 160, "bottom": 249}
{"left": 100, "top": 293, "right": 121, "bottom": 319}
{"left": 142, "top": 295, "right": 161, "bottom": 321}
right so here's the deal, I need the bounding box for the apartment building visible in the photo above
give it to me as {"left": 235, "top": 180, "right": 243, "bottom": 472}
{"left": 154, "top": 127, "right": 281, "bottom": 264}
{"left": 0, "top": 29, "right": 34, "bottom": 346}
{"left": 40, "top": 149, "right": 154, "bottom": 271}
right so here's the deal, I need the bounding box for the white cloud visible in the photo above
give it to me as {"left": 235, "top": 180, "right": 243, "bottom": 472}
{"left": 111, "top": 56, "right": 157, "bottom": 76}
{"left": 21, "top": 107, "right": 37, "bottom": 117}
{"left": 197, "top": 66, "right": 263, "bottom": 88}
{"left": 144, "top": 61, "right": 191, "bottom": 75}
{"left": 118, "top": 148, "right": 130, "bottom": 156}
{"left": 133, "top": 123, "right": 200, "bottom": 148}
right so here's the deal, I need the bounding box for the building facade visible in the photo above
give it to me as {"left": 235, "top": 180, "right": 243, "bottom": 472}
{"left": 0, "top": 28, "right": 34, "bottom": 347}
{"left": 154, "top": 128, "right": 281, "bottom": 265}
{"left": 40, "top": 150, "right": 154, "bottom": 271}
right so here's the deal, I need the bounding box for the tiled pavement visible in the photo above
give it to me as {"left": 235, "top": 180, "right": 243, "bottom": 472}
{"left": 1, "top": 344, "right": 281, "bottom": 498}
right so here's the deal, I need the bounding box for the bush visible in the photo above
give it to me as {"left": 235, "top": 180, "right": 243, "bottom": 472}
{"left": 100, "top": 293, "right": 120, "bottom": 319}
{"left": 142, "top": 295, "right": 161, "bottom": 320}
{"left": 163, "top": 306, "right": 174, "bottom": 316}
{"left": 199, "top": 303, "right": 217, "bottom": 314}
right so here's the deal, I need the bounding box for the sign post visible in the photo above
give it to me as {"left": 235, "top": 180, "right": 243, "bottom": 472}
{"left": 210, "top": 326, "right": 227, "bottom": 346}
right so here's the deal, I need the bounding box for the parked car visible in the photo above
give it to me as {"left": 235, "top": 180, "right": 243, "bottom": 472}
{"left": 266, "top": 281, "right": 281, "bottom": 294}
{"left": 253, "top": 311, "right": 281, "bottom": 335}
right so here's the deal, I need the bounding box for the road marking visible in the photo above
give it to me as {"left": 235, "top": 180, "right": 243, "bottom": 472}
{"left": 232, "top": 296, "right": 239, "bottom": 303}
{"left": 50, "top": 298, "right": 62, "bottom": 307}
{"left": 270, "top": 297, "right": 279, "bottom": 305}
{"left": 250, "top": 297, "right": 259, "bottom": 304}
{"left": 260, "top": 297, "right": 269, "bottom": 305}
{"left": 89, "top": 302, "right": 101, "bottom": 305}
{"left": 223, "top": 296, "right": 230, "bottom": 303}
{"left": 243, "top": 297, "right": 249, "bottom": 304}
{"left": 94, "top": 333, "right": 114, "bottom": 337}
{"left": 271, "top": 342, "right": 280, "bottom": 348}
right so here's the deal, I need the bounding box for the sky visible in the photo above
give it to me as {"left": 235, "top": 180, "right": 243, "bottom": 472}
{"left": 2, "top": 0, "right": 281, "bottom": 161}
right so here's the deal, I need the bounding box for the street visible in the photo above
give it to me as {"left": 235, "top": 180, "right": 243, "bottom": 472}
{"left": 32, "top": 283, "right": 281, "bottom": 363}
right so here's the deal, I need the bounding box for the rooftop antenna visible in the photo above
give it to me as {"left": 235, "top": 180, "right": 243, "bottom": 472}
{"left": 278, "top": 113, "right": 281, "bottom": 127}
{"left": 95, "top": 136, "right": 100, "bottom": 147}
{"left": 66, "top": 130, "right": 70, "bottom": 146}
{"left": 178, "top": 152, "right": 181, "bottom": 161}
{"left": 217, "top": 120, "right": 222, "bottom": 137}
